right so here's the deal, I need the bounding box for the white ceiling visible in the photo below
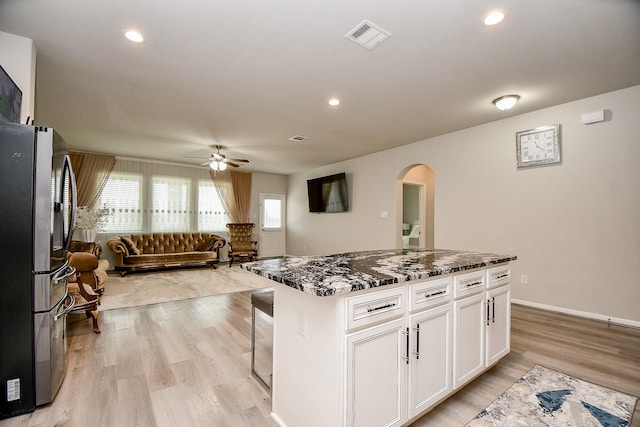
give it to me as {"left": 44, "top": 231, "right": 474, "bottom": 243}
{"left": 1, "top": 0, "right": 639, "bottom": 175}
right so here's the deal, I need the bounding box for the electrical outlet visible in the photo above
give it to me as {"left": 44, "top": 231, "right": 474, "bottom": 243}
{"left": 520, "top": 274, "right": 528, "bottom": 285}
{"left": 297, "top": 312, "right": 307, "bottom": 338}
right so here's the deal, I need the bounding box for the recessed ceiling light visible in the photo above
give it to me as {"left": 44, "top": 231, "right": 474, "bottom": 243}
{"left": 125, "top": 30, "right": 144, "bottom": 43}
{"left": 484, "top": 11, "right": 505, "bottom": 26}
{"left": 329, "top": 98, "right": 340, "bottom": 106}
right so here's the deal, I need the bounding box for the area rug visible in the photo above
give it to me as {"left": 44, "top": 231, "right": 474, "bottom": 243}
{"left": 467, "top": 365, "right": 638, "bottom": 427}
{"left": 99, "top": 266, "right": 273, "bottom": 310}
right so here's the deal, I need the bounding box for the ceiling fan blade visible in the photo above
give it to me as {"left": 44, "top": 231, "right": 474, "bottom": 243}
{"left": 223, "top": 160, "right": 240, "bottom": 167}
{"left": 200, "top": 161, "right": 211, "bottom": 166}
{"left": 186, "top": 156, "right": 212, "bottom": 160}
{"left": 227, "top": 158, "right": 250, "bottom": 163}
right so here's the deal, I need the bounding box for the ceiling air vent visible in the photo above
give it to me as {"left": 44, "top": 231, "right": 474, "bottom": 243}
{"left": 345, "top": 20, "right": 391, "bottom": 50}
{"left": 289, "top": 135, "right": 308, "bottom": 142}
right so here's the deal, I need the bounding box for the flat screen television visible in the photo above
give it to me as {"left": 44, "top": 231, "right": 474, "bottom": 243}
{"left": 0, "top": 65, "right": 22, "bottom": 123}
{"left": 307, "top": 172, "right": 349, "bottom": 213}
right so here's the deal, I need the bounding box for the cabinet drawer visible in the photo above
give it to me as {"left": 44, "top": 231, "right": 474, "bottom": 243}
{"left": 453, "top": 269, "right": 485, "bottom": 299}
{"left": 346, "top": 287, "right": 405, "bottom": 330}
{"left": 486, "top": 264, "right": 510, "bottom": 289}
{"left": 409, "top": 277, "right": 452, "bottom": 312}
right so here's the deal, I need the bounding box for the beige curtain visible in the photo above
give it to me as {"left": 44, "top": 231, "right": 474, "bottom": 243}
{"left": 69, "top": 151, "right": 116, "bottom": 208}
{"left": 211, "top": 170, "right": 252, "bottom": 223}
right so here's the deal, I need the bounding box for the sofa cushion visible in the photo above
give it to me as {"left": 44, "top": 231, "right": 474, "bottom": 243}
{"left": 121, "top": 236, "right": 141, "bottom": 255}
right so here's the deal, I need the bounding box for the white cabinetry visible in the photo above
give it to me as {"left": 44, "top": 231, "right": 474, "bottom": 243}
{"left": 485, "top": 265, "right": 511, "bottom": 366}
{"left": 346, "top": 319, "right": 405, "bottom": 427}
{"left": 270, "top": 263, "right": 511, "bottom": 427}
{"left": 453, "top": 266, "right": 511, "bottom": 389}
{"left": 407, "top": 302, "right": 452, "bottom": 418}
{"left": 452, "top": 269, "right": 486, "bottom": 389}
{"left": 345, "top": 277, "right": 453, "bottom": 426}
{"left": 453, "top": 292, "right": 486, "bottom": 389}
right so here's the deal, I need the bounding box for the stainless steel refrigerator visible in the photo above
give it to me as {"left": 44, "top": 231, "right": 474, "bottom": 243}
{"left": 0, "top": 122, "right": 77, "bottom": 418}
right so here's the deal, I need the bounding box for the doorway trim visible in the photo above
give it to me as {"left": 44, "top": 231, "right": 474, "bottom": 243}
{"left": 259, "top": 193, "right": 286, "bottom": 258}
{"left": 396, "top": 164, "right": 435, "bottom": 249}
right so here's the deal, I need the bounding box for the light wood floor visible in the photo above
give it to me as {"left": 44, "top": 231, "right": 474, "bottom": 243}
{"left": 1, "top": 295, "right": 638, "bottom": 427}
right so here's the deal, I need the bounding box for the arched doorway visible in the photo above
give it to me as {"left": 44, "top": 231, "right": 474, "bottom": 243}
{"left": 396, "top": 164, "right": 435, "bottom": 249}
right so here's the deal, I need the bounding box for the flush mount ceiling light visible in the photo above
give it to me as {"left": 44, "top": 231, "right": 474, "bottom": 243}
{"left": 492, "top": 94, "right": 520, "bottom": 111}
{"left": 484, "top": 11, "right": 505, "bottom": 26}
{"left": 328, "top": 98, "right": 340, "bottom": 106}
{"left": 125, "top": 30, "right": 144, "bottom": 43}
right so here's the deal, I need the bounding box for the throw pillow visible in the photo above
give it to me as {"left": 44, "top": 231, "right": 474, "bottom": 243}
{"left": 196, "top": 236, "right": 215, "bottom": 252}
{"left": 121, "top": 236, "right": 141, "bottom": 255}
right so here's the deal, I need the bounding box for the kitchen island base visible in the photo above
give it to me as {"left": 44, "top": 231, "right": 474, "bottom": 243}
{"left": 242, "top": 249, "right": 515, "bottom": 427}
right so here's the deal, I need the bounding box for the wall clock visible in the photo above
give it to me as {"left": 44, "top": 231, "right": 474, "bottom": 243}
{"left": 516, "top": 124, "right": 561, "bottom": 168}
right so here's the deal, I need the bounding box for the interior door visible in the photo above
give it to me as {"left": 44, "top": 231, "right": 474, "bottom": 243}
{"left": 259, "top": 193, "right": 285, "bottom": 258}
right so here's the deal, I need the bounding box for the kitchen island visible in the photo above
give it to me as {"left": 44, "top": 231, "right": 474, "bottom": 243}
{"left": 242, "top": 249, "right": 517, "bottom": 427}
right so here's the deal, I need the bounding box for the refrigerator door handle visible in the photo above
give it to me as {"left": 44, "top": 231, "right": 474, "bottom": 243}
{"left": 53, "top": 264, "right": 76, "bottom": 285}
{"left": 54, "top": 294, "right": 75, "bottom": 321}
{"left": 62, "top": 155, "right": 77, "bottom": 251}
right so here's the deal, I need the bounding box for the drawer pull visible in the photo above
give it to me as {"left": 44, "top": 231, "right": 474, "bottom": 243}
{"left": 465, "top": 280, "right": 482, "bottom": 288}
{"left": 424, "top": 289, "right": 447, "bottom": 298}
{"left": 366, "top": 301, "right": 397, "bottom": 313}
{"left": 494, "top": 273, "right": 509, "bottom": 280}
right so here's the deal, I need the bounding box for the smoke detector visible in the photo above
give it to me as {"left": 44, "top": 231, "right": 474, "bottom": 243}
{"left": 345, "top": 20, "right": 392, "bottom": 50}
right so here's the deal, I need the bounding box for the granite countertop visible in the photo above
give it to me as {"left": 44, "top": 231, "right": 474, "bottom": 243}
{"left": 241, "top": 249, "right": 517, "bottom": 297}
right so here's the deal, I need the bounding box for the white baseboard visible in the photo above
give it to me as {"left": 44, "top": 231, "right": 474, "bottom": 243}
{"left": 271, "top": 412, "right": 286, "bottom": 427}
{"left": 511, "top": 299, "right": 640, "bottom": 329}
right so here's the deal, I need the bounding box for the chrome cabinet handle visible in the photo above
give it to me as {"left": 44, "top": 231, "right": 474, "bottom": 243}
{"left": 495, "top": 273, "right": 509, "bottom": 279}
{"left": 492, "top": 297, "right": 496, "bottom": 323}
{"left": 414, "top": 324, "right": 420, "bottom": 359}
{"left": 486, "top": 299, "right": 491, "bottom": 325}
{"left": 403, "top": 327, "right": 410, "bottom": 365}
{"left": 366, "top": 301, "right": 396, "bottom": 313}
{"left": 424, "top": 289, "right": 446, "bottom": 298}
{"left": 465, "top": 280, "right": 482, "bottom": 288}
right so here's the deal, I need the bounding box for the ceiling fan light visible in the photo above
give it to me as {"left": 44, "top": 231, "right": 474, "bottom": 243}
{"left": 492, "top": 94, "right": 520, "bottom": 111}
{"left": 209, "top": 161, "right": 227, "bottom": 171}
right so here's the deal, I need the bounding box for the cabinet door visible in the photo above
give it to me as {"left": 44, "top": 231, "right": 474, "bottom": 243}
{"left": 486, "top": 285, "right": 510, "bottom": 366}
{"left": 408, "top": 303, "right": 452, "bottom": 419}
{"left": 453, "top": 292, "right": 485, "bottom": 389}
{"left": 346, "top": 319, "right": 406, "bottom": 427}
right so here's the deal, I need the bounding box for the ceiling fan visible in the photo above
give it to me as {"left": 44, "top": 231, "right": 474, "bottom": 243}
{"left": 192, "top": 145, "right": 249, "bottom": 171}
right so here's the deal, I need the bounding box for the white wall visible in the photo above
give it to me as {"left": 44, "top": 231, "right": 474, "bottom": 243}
{"left": 0, "top": 31, "right": 36, "bottom": 123}
{"left": 286, "top": 85, "right": 640, "bottom": 324}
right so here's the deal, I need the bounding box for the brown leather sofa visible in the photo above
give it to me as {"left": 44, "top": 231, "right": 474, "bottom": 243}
{"left": 107, "top": 232, "right": 226, "bottom": 276}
